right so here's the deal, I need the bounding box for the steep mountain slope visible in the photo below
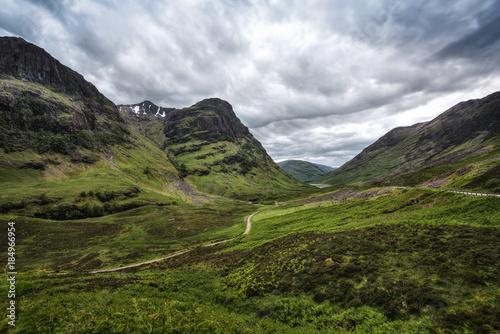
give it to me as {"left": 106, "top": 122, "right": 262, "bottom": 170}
{"left": 0, "top": 37, "right": 307, "bottom": 205}
{"left": 0, "top": 37, "right": 186, "bottom": 205}
{"left": 277, "top": 160, "right": 327, "bottom": 182}
{"left": 118, "top": 98, "right": 310, "bottom": 199}
{"left": 0, "top": 37, "right": 129, "bottom": 156}
{"left": 320, "top": 91, "right": 500, "bottom": 185}
{"left": 162, "top": 98, "right": 309, "bottom": 199}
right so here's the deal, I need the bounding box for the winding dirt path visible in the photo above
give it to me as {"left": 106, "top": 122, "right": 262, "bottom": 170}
{"left": 87, "top": 211, "right": 258, "bottom": 274}
{"left": 244, "top": 212, "right": 256, "bottom": 235}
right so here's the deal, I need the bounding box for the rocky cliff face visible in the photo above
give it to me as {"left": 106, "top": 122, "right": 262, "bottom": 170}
{"left": 163, "top": 98, "right": 251, "bottom": 143}
{"left": 1, "top": 37, "right": 108, "bottom": 101}
{"left": 0, "top": 37, "right": 127, "bottom": 155}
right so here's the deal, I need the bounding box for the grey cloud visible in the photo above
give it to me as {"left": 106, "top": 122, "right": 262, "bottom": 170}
{"left": 435, "top": 2, "right": 500, "bottom": 60}
{"left": 1, "top": 0, "right": 499, "bottom": 166}
{"left": 0, "top": 2, "right": 43, "bottom": 41}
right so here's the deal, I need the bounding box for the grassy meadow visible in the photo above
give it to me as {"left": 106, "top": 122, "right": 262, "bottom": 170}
{"left": 1, "top": 180, "right": 500, "bottom": 333}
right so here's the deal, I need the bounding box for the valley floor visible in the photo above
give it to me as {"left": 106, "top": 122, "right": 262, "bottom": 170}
{"left": 1, "top": 185, "right": 500, "bottom": 333}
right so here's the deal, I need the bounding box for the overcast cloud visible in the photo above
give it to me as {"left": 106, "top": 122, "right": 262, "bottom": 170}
{"left": 1, "top": 0, "right": 499, "bottom": 166}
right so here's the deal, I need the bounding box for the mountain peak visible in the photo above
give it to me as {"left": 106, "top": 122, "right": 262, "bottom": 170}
{"left": 0, "top": 36, "right": 127, "bottom": 155}
{"left": 0, "top": 37, "right": 101, "bottom": 99}
{"left": 118, "top": 101, "right": 175, "bottom": 118}
{"left": 164, "top": 98, "right": 250, "bottom": 143}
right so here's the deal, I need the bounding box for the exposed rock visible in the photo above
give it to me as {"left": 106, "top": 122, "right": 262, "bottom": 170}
{"left": 163, "top": 98, "right": 250, "bottom": 142}
{"left": 0, "top": 37, "right": 128, "bottom": 154}
{"left": 118, "top": 101, "right": 175, "bottom": 119}
{"left": 0, "top": 36, "right": 122, "bottom": 121}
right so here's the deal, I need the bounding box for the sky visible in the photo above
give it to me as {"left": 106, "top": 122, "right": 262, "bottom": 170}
{"left": 1, "top": 0, "right": 500, "bottom": 167}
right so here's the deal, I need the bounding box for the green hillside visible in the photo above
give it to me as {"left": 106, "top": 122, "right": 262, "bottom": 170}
{"left": 277, "top": 160, "right": 327, "bottom": 182}
{"left": 320, "top": 92, "right": 500, "bottom": 185}
{"left": 161, "top": 99, "right": 310, "bottom": 200}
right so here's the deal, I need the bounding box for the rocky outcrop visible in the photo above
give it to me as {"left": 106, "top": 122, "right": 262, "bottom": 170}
{"left": 163, "top": 98, "right": 250, "bottom": 143}
{"left": 0, "top": 37, "right": 122, "bottom": 120}
{"left": 1, "top": 37, "right": 104, "bottom": 99}
{"left": 0, "top": 37, "right": 128, "bottom": 154}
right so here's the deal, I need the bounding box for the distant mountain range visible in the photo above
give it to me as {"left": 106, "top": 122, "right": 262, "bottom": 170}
{"left": 319, "top": 92, "right": 500, "bottom": 185}
{"left": 277, "top": 160, "right": 336, "bottom": 183}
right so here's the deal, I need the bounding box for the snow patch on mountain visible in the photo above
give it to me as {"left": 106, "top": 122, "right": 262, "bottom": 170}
{"left": 118, "top": 101, "right": 176, "bottom": 118}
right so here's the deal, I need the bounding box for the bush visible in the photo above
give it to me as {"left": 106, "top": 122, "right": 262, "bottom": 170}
{"left": 178, "top": 163, "right": 188, "bottom": 179}
{"left": 95, "top": 190, "right": 117, "bottom": 202}
{"left": 0, "top": 200, "right": 28, "bottom": 213}
{"left": 485, "top": 178, "right": 500, "bottom": 190}
{"left": 33, "top": 201, "right": 145, "bottom": 220}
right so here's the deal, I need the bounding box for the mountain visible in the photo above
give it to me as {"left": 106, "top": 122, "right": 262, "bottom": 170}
{"left": 320, "top": 91, "right": 500, "bottom": 185}
{"left": 0, "top": 36, "right": 186, "bottom": 204}
{"left": 0, "top": 36, "right": 129, "bottom": 158}
{"left": 0, "top": 37, "right": 306, "bottom": 202}
{"left": 312, "top": 163, "right": 336, "bottom": 173}
{"left": 277, "top": 160, "right": 327, "bottom": 183}
{"left": 118, "top": 97, "right": 309, "bottom": 199}
{"left": 161, "top": 98, "right": 308, "bottom": 199}
{"left": 118, "top": 101, "right": 175, "bottom": 119}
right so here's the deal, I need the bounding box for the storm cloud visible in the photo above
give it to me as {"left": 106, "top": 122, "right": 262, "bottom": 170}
{"left": 1, "top": 0, "right": 499, "bottom": 166}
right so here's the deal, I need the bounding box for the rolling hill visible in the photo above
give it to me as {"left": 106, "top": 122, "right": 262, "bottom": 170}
{"left": 277, "top": 160, "right": 327, "bottom": 182}
{"left": 313, "top": 162, "right": 336, "bottom": 173}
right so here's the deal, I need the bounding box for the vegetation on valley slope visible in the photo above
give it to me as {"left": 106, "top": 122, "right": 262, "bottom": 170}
{"left": 277, "top": 160, "right": 328, "bottom": 183}
{"left": 2, "top": 182, "right": 499, "bottom": 333}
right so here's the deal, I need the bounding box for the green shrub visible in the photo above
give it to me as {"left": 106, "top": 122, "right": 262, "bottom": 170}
{"left": 33, "top": 201, "right": 145, "bottom": 220}
{"left": 485, "top": 178, "right": 500, "bottom": 190}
